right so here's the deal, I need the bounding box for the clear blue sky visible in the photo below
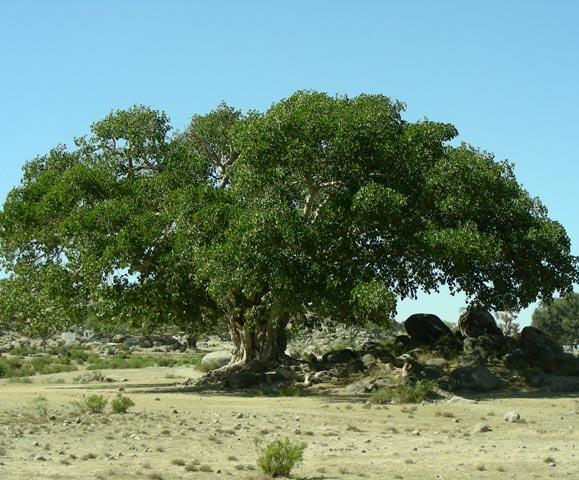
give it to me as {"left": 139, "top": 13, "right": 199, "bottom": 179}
{"left": 1, "top": 1, "right": 578, "bottom": 326}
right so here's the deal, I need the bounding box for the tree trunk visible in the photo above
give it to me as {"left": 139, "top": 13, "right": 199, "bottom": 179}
{"left": 228, "top": 316, "right": 289, "bottom": 367}
{"left": 185, "top": 333, "right": 197, "bottom": 350}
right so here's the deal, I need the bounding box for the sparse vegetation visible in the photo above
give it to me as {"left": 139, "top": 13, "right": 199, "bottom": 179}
{"left": 73, "top": 394, "right": 108, "bottom": 414}
{"left": 369, "top": 380, "right": 439, "bottom": 404}
{"left": 30, "top": 395, "right": 49, "bottom": 417}
{"left": 255, "top": 437, "right": 306, "bottom": 478}
{"left": 0, "top": 355, "right": 77, "bottom": 378}
{"left": 111, "top": 394, "right": 135, "bottom": 414}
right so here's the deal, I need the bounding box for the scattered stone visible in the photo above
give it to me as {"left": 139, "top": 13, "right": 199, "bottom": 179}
{"left": 361, "top": 353, "right": 377, "bottom": 368}
{"left": 504, "top": 411, "right": 521, "bottom": 423}
{"left": 472, "top": 423, "right": 492, "bottom": 433}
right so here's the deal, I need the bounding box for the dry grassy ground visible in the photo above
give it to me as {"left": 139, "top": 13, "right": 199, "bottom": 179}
{"left": 0, "top": 365, "right": 578, "bottom": 480}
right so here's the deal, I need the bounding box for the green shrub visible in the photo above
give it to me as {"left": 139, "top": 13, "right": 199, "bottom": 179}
{"left": 0, "top": 361, "right": 9, "bottom": 378}
{"left": 79, "top": 394, "right": 108, "bottom": 414}
{"left": 30, "top": 395, "right": 49, "bottom": 417}
{"left": 255, "top": 437, "right": 306, "bottom": 478}
{"left": 8, "top": 376, "right": 33, "bottom": 384}
{"left": 86, "top": 353, "right": 203, "bottom": 370}
{"left": 111, "top": 394, "right": 135, "bottom": 413}
{"left": 369, "top": 380, "right": 439, "bottom": 404}
{"left": 277, "top": 385, "right": 308, "bottom": 397}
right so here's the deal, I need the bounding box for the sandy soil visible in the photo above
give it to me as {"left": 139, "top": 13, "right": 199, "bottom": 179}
{"left": 0, "top": 366, "right": 578, "bottom": 480}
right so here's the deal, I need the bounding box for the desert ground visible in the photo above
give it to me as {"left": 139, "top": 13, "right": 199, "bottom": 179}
{"left": 1, "top": 359, "right": 578, "bottom": 480}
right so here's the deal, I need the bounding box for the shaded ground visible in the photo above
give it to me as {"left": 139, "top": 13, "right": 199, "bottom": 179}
{"left": 1, "top": 364, "right": 578, "bottom": 480}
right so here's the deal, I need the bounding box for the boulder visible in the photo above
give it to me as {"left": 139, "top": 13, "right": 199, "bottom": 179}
{"left": 138, "top": 338, "right": 153, "bottom": 349}
{"left": 404, "top": 314, "right": 452, "bottom": 345}
{"left": 520, "top": 326, "right": 563, "bottom": 372}
{"left": 426, "top": 357, "right": 448, "bottom": 368}
{"left": 418, "top": 364, "right": 444, "bottom": 380}
{"left": 264, "top": 371, "right": 286, "bottom": 384}
{"left": 345, "top": 380, "right": 375, "bottom": 394}
{"left": 448, "top": 365, "right": 504, "bottom": 392}
{"left": 458, "top": 351, "right": 485, "bottom": 367}
{"left": 502, "top": 349, "right": 527, "bottom": 370}
{"left": 360, "top": 342, "right": 393, "bottom": 363}
{"left": 527, "top": 374, "right": 579, "bottom": 393}
{"left": 361, "top": 353, "right": 377, "bottom": 368}
{"left": 201, "top": 350, "right": 232, "bottom": 371}
{"left": 312, "top": 370, "right": 336, "bottom": 383}
{"left": 458, "top": 307, "right": 503, "bottom": 338}
{"left": 223, "top": 371, "right": 260, "bottom": 389}
{"left": 322, "top": 349, "right": 358, "bottom": 364}
{"left": 395, "top": 335, "right": 411, "bottom": 348}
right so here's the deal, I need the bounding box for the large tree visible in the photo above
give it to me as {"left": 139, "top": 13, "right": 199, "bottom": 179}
{"left": 532, "top": 294, "right": 579, "bottom": 344}
{"left": 1, "top": 92, "right": 577, "bottom": 368}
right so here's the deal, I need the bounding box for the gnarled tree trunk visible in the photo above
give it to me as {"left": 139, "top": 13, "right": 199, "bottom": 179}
{"left": 228, "top": 315, "right": 289, "bottom": 368}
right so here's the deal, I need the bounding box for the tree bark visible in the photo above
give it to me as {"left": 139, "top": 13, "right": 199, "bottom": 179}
{"left": 228, "top": 315, "right": 289, "bottom": 367}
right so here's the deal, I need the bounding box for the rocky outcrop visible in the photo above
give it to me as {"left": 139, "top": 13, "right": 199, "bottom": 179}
{"left": 404, "top": 314, "right": 452, "bottom": 345}
{"left": 448, "top": 365, "right": 504, "bottom": 392}
{"left": 458, "top": 307, "right": 503, "bottom": 338}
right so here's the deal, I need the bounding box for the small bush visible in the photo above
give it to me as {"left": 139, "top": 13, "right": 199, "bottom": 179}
{"left": 255, "top": 437, "right": 306, "bottom": 478}
{"left": 111, "top": 394, "right": 135, "bottom": 413}
{"left": 8, "top": 376, "right": 33, "bottom": 384}
{"left": 75, "top": 394, "right": 108, "bottom": 414}
{"left": 0, "top": 360, "right": 10, "bottom": 378}
{"left": 369, "top": 380, "right": 439, "bottom": 404}
{"left": 277, "top": 385, "right": 308, "bottom": 397}
{"left": 30, "top": 395, "right": 49, "bottom": 417}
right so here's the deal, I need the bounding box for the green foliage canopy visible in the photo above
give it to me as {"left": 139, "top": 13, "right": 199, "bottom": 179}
{"left": 532, "top": 293, "right": 579, "bottom": 344}
{"left": 1, "top": 91, "right": 577, "bottom": 361}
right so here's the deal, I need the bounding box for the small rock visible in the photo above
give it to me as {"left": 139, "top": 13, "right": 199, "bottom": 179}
{"left": 472, "top": 423, "right": 492, "bottom": 433}
{"left": 361, "top": 353, "right": 377, "bottom": 368}
{"left": 503, "top": 411, "right": 521, "bottom": 423}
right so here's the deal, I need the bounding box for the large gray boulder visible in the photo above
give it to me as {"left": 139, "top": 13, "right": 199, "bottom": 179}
{"left": 527, "top": 374, "right": 579, "bottom": 393}
{"left": 458, "top": 307, "right": 503, "bottom": 338}
{"left": 201, "top": 350, "right": 232, "bottom": 371}
{"left": 520, "top": 326, "right": 563, "bottom": 372}
{"left": 404, "top": 313, "right": 452, "bottom": 345}
{"left": 448, "top": 365, "right": 504, "bottom": 392}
